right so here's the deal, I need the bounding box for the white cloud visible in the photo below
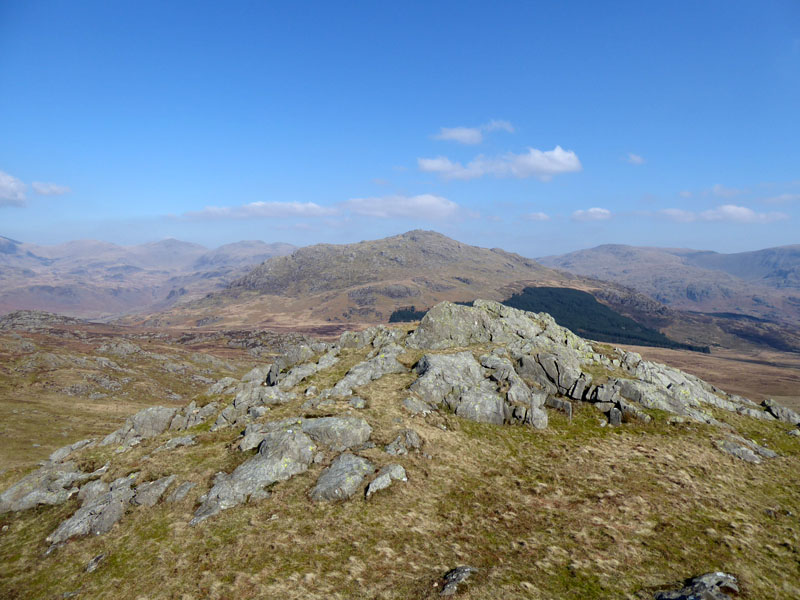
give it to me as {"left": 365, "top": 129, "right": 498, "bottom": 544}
{"left": 572, "top": 207, "right": 611, "bottom": 222}
{"left": 659, "top": 208, "right": 696, "bottom": 223}
{"left": 432, "top": 119, "right": 515, "bottom": 145}
{"left": 700, "top": 204, "right": 786, "bottom": 223}
{"left": 343, "top": 194, "right": 459, "bottom": 219}
{"left": 32, "top": 181, "right": 70, "bottom": 195}
{"left": 524, "top": 211, "right": 550, "bottom": 221}
{"left": 659, "top": 204, "right": 787, "bottom": 224}
{"left": 433, "top": 127, "right": 484, "bottom": 145}
{"left": 419, "top": 146, "right": 582, "bottom": 181}
{"left": 626, "top": 153, "right": 645, "bottom": 165}
{"left": 712, "top": 183, "right": 743, "bottom": 198}
{"left": 679, "top": 190, "right": 693, "bottom": 198}
{"left": 762, "top": 193, "right": 800, "bottom": 204}
{"left": 184, "top": 201, "right": 337, "bottom": 220}
{"left": 0, "top": 170, "right": 26, "bottom": 207}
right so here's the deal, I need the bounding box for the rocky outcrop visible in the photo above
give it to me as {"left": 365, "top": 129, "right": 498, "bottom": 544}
{"left": 331, "top": 343, "right": 407, "bottom": 397}
{"left": 0, "top": 462, "right": 107, "bottom": 514}
{"left": 762, "top": 398, "right": 800, "bottom": 425}
{"left": 191, "top": 428, "right": 316, "bottom": 525}
{"left": 100, "top": 406, "right": 179, "bottom": 449}
{"left": 239, "top": 416, "right": 372, "bottom": 453}
{"left": 47, "top": 474, "right": 138, "bottom": 548}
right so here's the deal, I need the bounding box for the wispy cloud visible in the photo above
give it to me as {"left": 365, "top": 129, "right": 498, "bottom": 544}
{"left": 343, "top": 194, "right": 459, "bottom": 219}
{"left": 523, "top": 211, "right": 550, "bottom": 221}
{"left": 0, "top": 170, "right": 26, "bottom": 207}
{"left": 572, "top": 207, "right": 611, "bottom": 222}
{"left": 183, "top": 201, "right": 337, "bottom": 220}
{"left": 659, "top": 204, "right": 787, "bottom": 224}
{"left": 762, "top": 193, "right": 800, "bottom": 204}
{"left": 432, "top": 119, "right": 515, "bottom": 145}
{"left": 419, "top": 146, "right": 582, "bottom": 181}
{"left": 679, "top": 190, "right": 693, "bottom": 198}
{"left": 625, "top": 153, "right": 645, "bottom": 165}
{"left": 712, "top": 183, "right": 744, "bottom": 198}
{"left": 32, "top": 182, "right": 70, "bottom": 196}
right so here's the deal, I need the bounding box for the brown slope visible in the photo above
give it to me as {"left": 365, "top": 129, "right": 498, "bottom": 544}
{"left": 539, "top": 244, "right": 800, "bottom": 325}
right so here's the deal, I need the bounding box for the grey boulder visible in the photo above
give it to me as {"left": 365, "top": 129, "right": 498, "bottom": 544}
{"left": 132, "top": 475, "right": 176, "bottom": 507}
{"left": 309, "top": 453, "right": 374, "bottom": 502}
{"left": 365, "top": 464, "right": 407, "bottom": 499}
{"left": 654, "top": 571, "right": 739, "bottom": 600}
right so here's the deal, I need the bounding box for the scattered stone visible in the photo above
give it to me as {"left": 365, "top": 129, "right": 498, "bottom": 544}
{"left": 385, "top": 429, "right": 422, "bottom": 455}
{"left": 365, "top": 464, "right": 407, "bottom": 499}
{"left": 85, "top": 553, "right": 105, "bottom": 573}
{"left": 715, "top": 435, "right": 776, "bottom": 463}
{"left": 439, "top": 566, "right": 478, "bottom": 596}
{"left": 155, "top": 435, "right": 196, "bottom": 453}
{"left": 310, "top": 453, "right": 374, "bottom": 502}
{"left": 608, "top": 407, "right": 622, "bottom": 426}
{"left": 242, "top": 365, "right": 271, "bottom": 383}
{"left": 349, "top": 396, "right": 367, "bottom": 409}
{"left": 789, "top": 429, "right": 800, "bottom": 437}
{"left": 301, "top": 416, "right": 373, "bottom": 453}
{"left": 132, "top": 475, "right": 176, "bottom": 507}
{"left": 654, "top": 571, "right": 739, "bottom": 599}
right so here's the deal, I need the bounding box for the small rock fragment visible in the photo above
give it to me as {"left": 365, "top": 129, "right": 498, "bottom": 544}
{"left": 440, "top": 566, "right": 477, "bottom": 596}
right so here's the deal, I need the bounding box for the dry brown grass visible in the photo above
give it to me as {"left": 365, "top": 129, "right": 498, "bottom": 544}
{"left": 2, "top": 342, "right": 800, "bottom": 599}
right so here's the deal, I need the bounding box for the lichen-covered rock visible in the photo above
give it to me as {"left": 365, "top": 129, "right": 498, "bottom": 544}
{"left": 191, "top": 429, "right": 316, "bottom": 524}
{"left": 132, "top": 475, "right": 176, "bottom": 507}
{"left": 302, "top": 416, "right": 373, "bottom": 452}
{"left": 309, "top": 453, "right": 374, "bottom": 502}
{"left": 365, "top": 464, "right": 407, "bottom": 499}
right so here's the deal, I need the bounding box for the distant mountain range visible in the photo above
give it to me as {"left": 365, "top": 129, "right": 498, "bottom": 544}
{"left": 0, "top": 235, "right": 295, "bottom": 318}
{"left": 125, "top": 230, "right": 800, "bottom": 354}
{"left": 5, "top": 231, "right": 800, "bottom": 353}
{"left": 539, "top": 244, "right": 800, "bottom": 326}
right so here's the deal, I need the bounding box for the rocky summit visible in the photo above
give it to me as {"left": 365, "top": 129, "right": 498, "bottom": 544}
{"left": 1, "top": 300, "right": 799, "bottom": 599}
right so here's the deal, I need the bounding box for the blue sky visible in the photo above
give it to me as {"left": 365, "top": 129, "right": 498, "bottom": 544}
{"left": 1, "top": 1, "right": 798, "bottom": 256}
